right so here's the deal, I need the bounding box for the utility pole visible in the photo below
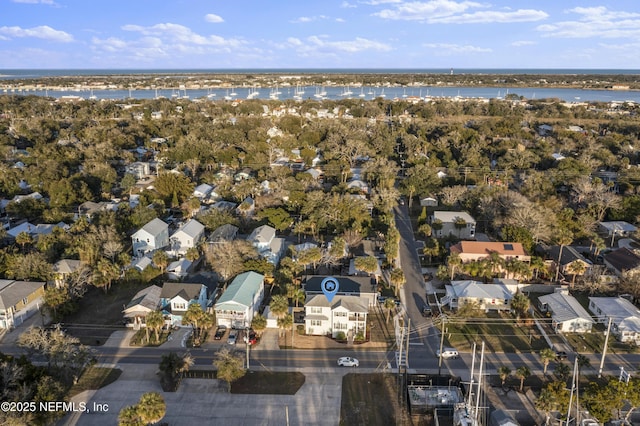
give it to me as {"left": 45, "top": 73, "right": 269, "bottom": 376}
{"left": 405, "top": 319, "right": 411, "bottom": 369}
{"left": 598, "top": 317, "right": 613, "bottom": 378}
{"left": 438, "top": 315, "right": 446, "bottom": 376}
{"left": 245, "top": 327, "right": 250, "bottom": 370}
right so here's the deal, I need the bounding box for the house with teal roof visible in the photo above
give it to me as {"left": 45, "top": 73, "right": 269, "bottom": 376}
{"left": 214, "top": 271, "right": 265, "bottom": 329}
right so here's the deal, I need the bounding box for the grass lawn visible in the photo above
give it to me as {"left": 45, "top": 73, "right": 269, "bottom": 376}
{"left": 231, "top": 371, "right": 305, "bottom": 395}
{"left": 443, "top": 314, "right": 548, "bottom": 353}
{"left": 68, "top": 366, "right": 122, "bottom": 397}
{"left": 129, "top": 329, "right": 170, "bottom": 347}
{"left": 368, "top": 312, "right": 395, "bottom": 348}
{"left": 62, "top": 283, "right": 150, "bottom": 345}
{"left": 341, "top": 373, "right": 408, "bottom": 426}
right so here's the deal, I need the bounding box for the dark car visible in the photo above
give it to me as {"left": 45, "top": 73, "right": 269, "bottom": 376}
{"left": 421, "top": 305, "right": 432, "bottom": 317}
{"left": 214, "top": 326, "right": 226, "bottom": 340}
{"left": 555, "top": 351, "right": 568, "bottom": 361}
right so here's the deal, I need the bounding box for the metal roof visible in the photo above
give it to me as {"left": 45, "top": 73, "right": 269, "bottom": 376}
{"left": 216, "top": 271, "right": 264, "bottom": 309}
{"left": 539, "top": 292, "right": 594, "bottom": 324}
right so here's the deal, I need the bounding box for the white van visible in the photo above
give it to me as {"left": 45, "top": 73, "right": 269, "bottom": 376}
{"left": 436, "top": 348, "right": 459, "bottom": 359}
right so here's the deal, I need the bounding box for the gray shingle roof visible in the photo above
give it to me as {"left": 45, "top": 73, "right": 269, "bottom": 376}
{"left": 539, "top": 292, "right": 594, "bottom": 323}
{"left": 449, "top": 280, "right": 512, "bottom": 300}
{"left": 160, "top": 282, "right": 204, "bottom": 301}
{"left": 248, "top": 225, "right": 275, "bottom": 244}
{"left": 124, "top": 285, "right": 161, "bottom": 312}
{"left": 53, "top": 259, "right": 83, "bottom": 274}
{"left": 305, "top": 294, "right": 368, "bottom": 312}
{"left": 141, "top": 218, "right": 168, "bottom": 236}
{"left": 0, "top": 280, "right": 45, "bottom": 309}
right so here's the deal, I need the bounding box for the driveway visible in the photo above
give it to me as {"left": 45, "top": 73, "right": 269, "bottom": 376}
{"left": 62, "top": 365, "right": 346, "bottom": 426}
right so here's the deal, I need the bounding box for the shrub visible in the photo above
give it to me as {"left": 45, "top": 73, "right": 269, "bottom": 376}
{"left": 335, "top": 331, "right": 346, "bottom": 341}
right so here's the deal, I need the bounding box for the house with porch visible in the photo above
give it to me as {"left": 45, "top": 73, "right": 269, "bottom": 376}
{"left": 547, "top": 245, "right": 592, "bottom": 278}
{"left": 602, "top": 247, "right": 640, "bottom": 277}
{"left": 0, "top": 280, "right": 46, "bottom": 329}
{"left": 430, "top": 211, "right": 476, "bottom": 240}
{"left": 539, "top": 290, "right": 594, "bottom": 333}
{"left": 588, "top": 296, "right": 640, "bottom": 344}
{"left": 159, "top": 282, "right": 208, "bottom": 327}
{"left": 122, "top": 285, "right": 162, "bottom": 330}
{"left": 441, "top": 280, "right": 513, "bottom": 312}
{"left": 214, "top": 271, "right": 264, "bottom": 329}
{"left": 304, "top": 276, "right": 378, "bottom": 308}
{"left": 304, "top": 294, "right": 368, "bottom": 339}
{"left": 131, "top": 218, "right": 169, "bottom": 257}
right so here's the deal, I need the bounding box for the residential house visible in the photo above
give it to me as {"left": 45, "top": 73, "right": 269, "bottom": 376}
{"left": 346, "top": 179, "right": 369, "bottom": 195}
{"left": 420, "top": 197, "right": 438, "bottom": 207}
{"left": 441, "top": 280, "right": 513, "bottom": 312}
{"left": 211, "top": 200, "right": 238, "bottom": 212}
{"left": 430, "top": 211, "right": 476, "bottom": 239}
{"left": 130, "top": 256, "right": 152, "bottom": 272}
{"left": 76, "top": 201, "right": 118, "bottom": 221}
{"left": 247, "top": 225, "right": 285, "bottom": 264}
{"left": 170, "top": 219, "right": 205, "bottom": 255}
{"left": 538, "top": 290, "right": 594, "bottom": 333}
{"left": 589, "top": 297, "right": 640, "bottom": 344}
{"left": 125, "top": 162, "right": 152, "bottom": 180}
{"left": 122, "top": 285, "right": 162, "bottom": 330}
{"left": 304, "top": 294, "right": 368, "bottom": 338}
{"left": 0, "top": 280, "right": 46, "bottom": 329}
{"left": 159, "top": 282, "right": 208, "bottom": 326}
{"left": 7, "top": 221, "right": 68, "bottom": 239}
{"left": 7, "top": 221, "right": 35, "bottom": 239}
{"left": 547, "top": 245, "right": 592, "bottom": 278}
{"left": 131, "top": 218, "right": 169, "bottom": 257}
{"left": 602, "top": 247, "right": 640, "bottom": 276}
{"left": 304, "top": 276, "right": 378, "bottom": 308}
{"left": 236, "top": 196, "right": 255, "bottom": 217}
{"left": 166, "top": 259, "right": 193, "bottom": 280}
{"left": 214, "top": 271, "right": 264, "bottom": 329}
{"left": 207, "top": 224, "right": 239, "bottom": 244}
{"left": 449, "top": 241, "right": 531, "bottom": 272}
{"left": 599, "top": 221, "right": 637, "bottom": 238}
{"left": 193, "top": 183, "right": 214, "bottom": 200}
{"left": 52, "top": 259, "right": 83, "bottom": 287}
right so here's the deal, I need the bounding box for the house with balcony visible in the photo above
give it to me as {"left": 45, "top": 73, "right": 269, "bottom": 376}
{"left": 0, "top": 280, "right": 46, "bottom": 329}
{"left": 169, "top": 219, "right": 205, "bottom": 255}
{"left": 214, "top": 271, "right": 264, "bottom": 329}
{"left": 539, "top": 290, "right": 594, "bottom": 333}
{"left": 430, "top": 211, "right": 476, "bottom": 239}
{"left": 303, "top": 276, "right": 378, "bottom": 308}
{"left": 122, "top": 285, "right": 162, "bottom": 330}
{"left": 588, "top": 296, "right": 640, "bottom": 344}
{"left": 159, "top": 282, "right": 208, "bottom": 326}
{"left": 247, "top": 224, "right": 285, "bottom": 264}
{"left": 304, "top": 294, "right": 368, "bottom": 339}
{"left": 131, "top": 218, "right": 169, "bottom": 257}
{"left": 441, "top": 280, "right": 513, "bottom": 313}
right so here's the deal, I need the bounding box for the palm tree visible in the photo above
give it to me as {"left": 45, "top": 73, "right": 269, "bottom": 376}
{"left": 278, "top": 313, "right": 294, "bottom": 346}
{"left": 269, "top": 294, "right": 289, "bottom": 323}
{"left": 539, "top": 348, "right": 556, "bottom": 374}
{"left": 389, "top": 268, "right": 405, "bottom": 296}
{"left": 510, "top": 292, "right": 531, "bottom": 323}
{"left": 576, "top": 353, "right": 591, "bottom": 373}
{"left": 118, "top": 404, "right": 142, "bottom": 426}
{"left": 152, "top": 250, "right": 170, "bottom": 275}
{"left": 213, "top": 347, "right": 246, "bottom": 392}
{"left": 137, "top": 392, "right": 166, "bottom": 425}
{"left": 497, "top": 366, "right": 511, "bottom": 387}
{"left": 251, "top": 313, "right": 267, "bottom": 336}
{"left": 185, "top": 246, "right": 200, "bottom": 262}
{"left": 447, "top": 252, "right": 462, "bottom": 281}
{"left": 530, "top": 256, "right": 546, "bottom": 280}
{"left": 567, "top": 260, "right": 587, "bottom": 288}
{"left": 453, "top": 216, "right": 467, "bottom": 238}
{"left": 515, "top": 365, "right": 531, "bottom": 392}
{"left": 145, "top": 310, "right": 164, "bottom": 344}
{"left": 384, "top": 298, "right": 396, "bottom": 323}
{"left": 183, "top": 303, "right": 205, "bottom": 345}
{"left": 554, "top": 229, "right": 574, "bottom": 282}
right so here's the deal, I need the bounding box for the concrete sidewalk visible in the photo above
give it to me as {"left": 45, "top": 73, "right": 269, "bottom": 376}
{"left": 62, "top": 363, "right": 346, "bottom": 426}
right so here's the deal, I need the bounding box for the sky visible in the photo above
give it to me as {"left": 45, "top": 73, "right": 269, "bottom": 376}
{"left": 1, "top": 0, "right": 640, "bottom": 69}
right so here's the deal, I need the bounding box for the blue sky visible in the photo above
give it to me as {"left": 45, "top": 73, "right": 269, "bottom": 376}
{"left": 1, "top": 0, "right": 640, "bottom": 69}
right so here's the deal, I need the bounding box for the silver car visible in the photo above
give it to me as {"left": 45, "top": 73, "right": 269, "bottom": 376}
{"left": 228, "top": 330, "right": 238, "bottom": 345}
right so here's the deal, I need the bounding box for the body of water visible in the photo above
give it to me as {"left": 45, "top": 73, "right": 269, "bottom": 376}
{"left": 4, "top": 85, "right": 639, "bottom": 103}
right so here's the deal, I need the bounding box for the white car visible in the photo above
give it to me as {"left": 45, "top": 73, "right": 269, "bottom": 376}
{"left": 337, "top": 357, "right": 359, "bottom": 367}
{"left": 436, "top": 348, "right": 459, "bottom": 359}
{"left": 227, "top": 330, "right": 238, "bottom": 345}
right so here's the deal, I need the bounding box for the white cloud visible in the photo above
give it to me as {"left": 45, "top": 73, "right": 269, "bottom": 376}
{"left": 121, "top": 23, "right": 243, "bottom": 47}
{"left": 290, "top": 15, "right": 345, "bottom": 24}
{"left": 511, "top": 40, "right": 536, "bottom": 47}
{"left": 341, "top": 1, "right": 357, "bottom": 8}
{"left": 277, "top": 35, "right": 391, "bottom": 57}
{"left": 373, "top": 1, "right": 547, "bottom": 24}
{"left": 0, "top": 25, "right": 73, "bottom": 42}
{"left": 204, "top": 14, "right": 224, "bottom": 23}
{"left": 423, "top": 42, "right": 491, "bottom": 54}
{"left": 537, "top": 6, "right": 640, "bottom": 39}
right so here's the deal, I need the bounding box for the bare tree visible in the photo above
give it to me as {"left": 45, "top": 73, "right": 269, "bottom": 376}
{"left": 204, "top": 240, "right": 258, "bottom": 282}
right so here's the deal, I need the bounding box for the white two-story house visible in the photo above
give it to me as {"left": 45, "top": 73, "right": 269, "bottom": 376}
{"left": 430, "top": 211, "right": 476, "bottom": 239}
{"left": 589, "top": 296, "right": 640, "bottom": 344}
{"left": 132, "top": 218, "right": 169, "bottom": 257}
{"left": 170, "top": 219, "right": 205, "bottom": 255}
{"left": 214, "top": 271, "right": 264, "bottom": 329}
{"left": 304, "top": 294, "right": 368, "bottom": 339}
{"left": 247, "top": 225, "right": 285, "bottom": 265}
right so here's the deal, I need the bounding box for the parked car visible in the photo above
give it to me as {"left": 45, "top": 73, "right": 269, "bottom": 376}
{"left": 243, "top": 330, "right": 258, "bottom": 345}
{"left": 555, "top": 351, "right": 568, "bottom": 361}
{"left": 421, "top": 305, "right": 432, "bottom": 317}
{"left": 337, "top": 357, "right": 359, "bottom": 367}
{"left": 436, "top": 348, "right": 459, "bottom": 359}
{"left": 377, "top": 296, "right": 387, "bottom": 304}
{"left": 214, "top": 326, "right": 226, "bottom": 340}
{"left": 228, "top": 330, "right": 238, "bottom": 345}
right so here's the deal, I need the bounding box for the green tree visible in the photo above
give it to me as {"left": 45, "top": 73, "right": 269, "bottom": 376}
{"left": 447, "top": 252, "right": 462, "bottom": 281}
{"left": 182, "top": 303, "right": 206, "bottom": 346}
{"left": 158, "top": 351, "right": 193, "bottom": 392}
{"left": 251, "top": 313, "right": 267, "bottom": 336}
{"left": 278, "top": 313, "right": 294, "bottom": 346}
{"left": 269, "top": 295, "right": 289, "bottom": 321}
{"left": 535, "top": 381, "right": 570, "bottom": 426}
{"left": 137, "top": 392, "right": 166, "bottom": 425}
{"left": 145, "top": 310, "right": 164, "bottom": 344}
{"left": 354, "top": 256, "right": 378, "bottom": 276}
{"left": 154, "top": 172, "right": 194, "bottom": 206}
{"left": 453, "top": 216, "right": 467, "bottom": 238}
{"left": 515, "top": 365, "right": 530, "bottom": 392}
{"left": 497, "top": 366, "right": 511, "bottom": 387}
{"left": 539, "top": 348, "right": 556, "bottom": 375}
{"left": 94, "top": 258, "right": 120, "bottom": 293}
{"left": 510, "top": 291, "right": 531, "bottom": 323}
{"left": 384, "top": 298, "right": 396, "bottom": 323}
{"left": 118, "top": 404, "right": 143, "bottom": 426}
{"left": 152, "top": 251, "right": 169, "bottom": 275}
{"left": 554, "top": 362, "right": 571, "bottom": 382}
{"left": 258, "top": 207, "right": 293, "bottom": 231}
{"left": 389, "top": 268, "right": 405, "bottom": 297}
{"left": 554, "top": 228, "right": 574, "bottom": 282}
{"left": 213, "top": 347, "right": 246, "bottom": 392}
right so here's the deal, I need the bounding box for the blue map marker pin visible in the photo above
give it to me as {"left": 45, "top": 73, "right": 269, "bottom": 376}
{"left": 321, "top": 277, "right": 339, "bottom": 302}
